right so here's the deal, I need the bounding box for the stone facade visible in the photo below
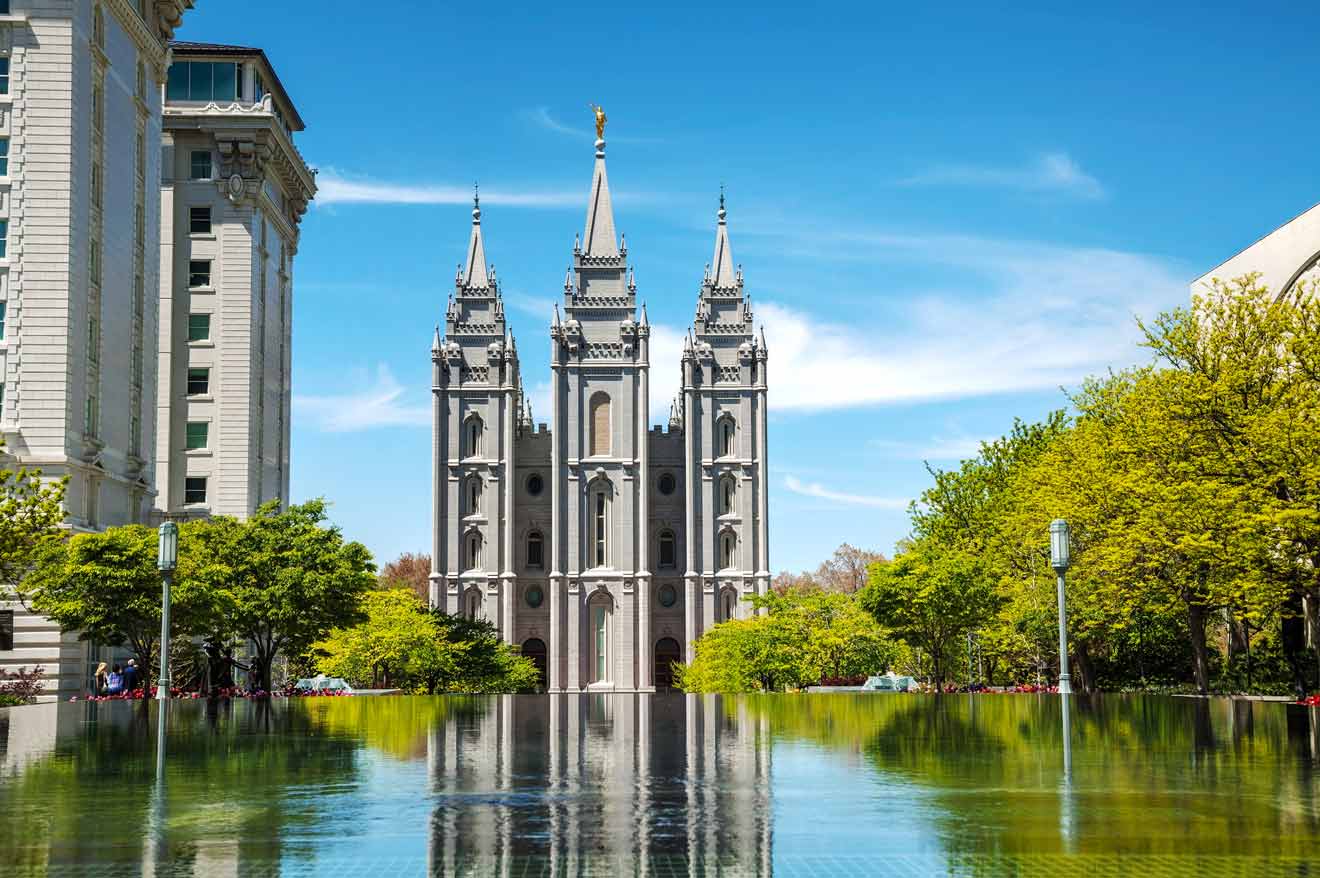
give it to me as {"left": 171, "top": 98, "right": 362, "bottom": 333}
{"left": 154, "top": 41, "right": 314, "bottom": 520}
{"left": 1192, "top": 200, "right": 1320, "bottom": 299}
{"left": 0, "top": 0, "right": 193, "bottom": 696}
{"left": 431, "top": 138, "right": 770, "bottom": 692}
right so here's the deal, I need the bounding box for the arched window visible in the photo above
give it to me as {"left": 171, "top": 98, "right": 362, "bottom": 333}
{"left": 658, "top": 530, "right": 676, "bottom": 569}
{"left": 466, "top": 531, "right": 483, "bottom": 571}
{"left": 465, "top": 589, "right": 481, "bottom": 620}
{"left": 589, "top": 484, "right": 610, "bottom": 568}
{"left": 721, "top": 475, "right": 737, "bottom": 515}
{"left": 588, "top": 593, "right": 613, "bottom": 684}
{"left": 589, "top": 392, "right": 611, "bottom": 457}
{"left": 465, "top": 415, "right": 483, "bottom": 458}
{"left": 466, "top": 477, "right": 482, "bottom": 515}
{"left": 720, "top": 589, "right": 737, "bottom": 622}
{"left": 527, "top": 531, "right": 544, "bottom": 568}
{"left": 718, "top": 416, "right": 736, "bottom": 458}
{"left": 720, "top": 531, "right": 737, "bottom": 571}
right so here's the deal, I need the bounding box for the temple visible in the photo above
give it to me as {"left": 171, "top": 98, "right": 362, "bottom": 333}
{"left": 430, "top": 134, "right": 771, "bottom": 691}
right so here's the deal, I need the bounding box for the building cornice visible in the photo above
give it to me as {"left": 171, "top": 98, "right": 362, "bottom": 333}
{"left": 164, "top": 104, "right": 316, "bottom": 224}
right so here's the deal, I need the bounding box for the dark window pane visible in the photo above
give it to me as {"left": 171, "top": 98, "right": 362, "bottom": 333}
{"left": 189, "top": 61, "right": 213, "bottom": 100}
{"left": 188, "top": 314, "right": 211, "bottom": 341}
{"left": 184, "top": 477, "right": 207, "bottom": 504}
{"left": 187, "top": 368, "right": 209, "bottom": 395}
{"left": 166, "top": 61, "right": 188, "bottom": 101}
{"left": 0, "top": 609, "right": 13, "bottom": 651}
{"left": 213, "top": 62, "right": 236, "bottom": 101}
{"left": 189, "top": 260, "right": 210, "bottom": 287}
{"left": 190, "top": 206, "right": 211, "bottom": 234}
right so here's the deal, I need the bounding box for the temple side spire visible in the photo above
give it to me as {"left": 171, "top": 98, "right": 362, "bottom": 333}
{"left": 582, "top": 137, "right": 619, "bottom": 258}
{"left": 463, "top": 186, "right": 490, "bottom": 288}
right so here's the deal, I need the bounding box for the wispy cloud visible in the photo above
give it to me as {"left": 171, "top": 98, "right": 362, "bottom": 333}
{"left": 737, "top": 227, "right": 1185, "bottom": 410}
{"left": 869, "top": 435, "right": 989, "bottom": 462}
{"left": 783, "top": 475, "right": 910, "bottom": 509}
{"left": 294, "top": 364, "right": 429, "bottom": 432}
{"left": 315, "top": 167, "right": 579, "bottom": 208}
{"left": 524, "top": 106, "right": 591, "bottom": 140}
{"left": 522, "top": 106, "right": 661, "bottom": 145}
{"left": 899, "top": 152, "right": 1105, "bottom": 199}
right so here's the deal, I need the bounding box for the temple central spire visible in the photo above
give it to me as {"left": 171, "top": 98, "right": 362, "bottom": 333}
{"left": 463, "top": 186, "right": 490, "bottom": 288}
{"left": 581, "top": 136, "right": 619, "bottom": 259}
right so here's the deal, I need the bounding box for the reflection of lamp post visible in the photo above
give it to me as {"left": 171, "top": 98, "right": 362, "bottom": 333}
{"left": 156, "top": 522, "right": 178, "bottom": 701}
{"left": 1049, "top": 519, "right": 1072, "bottom": 696}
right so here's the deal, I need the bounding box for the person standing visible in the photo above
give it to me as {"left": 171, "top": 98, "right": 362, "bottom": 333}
{"left": 122, "top": 659, "right": 139, "bottom": 696}
{"left": 105, "top": 664, "right": 124, "bottom": 696}
{"left": 94, "top": 662, "right": 108, "bottom": 696}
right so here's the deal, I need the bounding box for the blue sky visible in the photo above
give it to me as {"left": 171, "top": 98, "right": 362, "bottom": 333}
{"left": 177, "top": 2, "right": 1320, "bottom": 574}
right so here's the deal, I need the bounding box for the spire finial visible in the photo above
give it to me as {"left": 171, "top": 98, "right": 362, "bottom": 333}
{"left": 472, "top": 182, "right": 481, "bottom": 222}
{"left": 718, "top": 183, "right": 726, "bottom": 223}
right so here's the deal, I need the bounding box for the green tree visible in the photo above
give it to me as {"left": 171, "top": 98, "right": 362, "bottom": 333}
{"left": 679, "top": 588, "right": 900, "bottom": 692}
{"left": 430, "top": 610, "right": 540, "bottom": 693}
{"left": 25, "top": 523, "right": 222, "bottom": 691}
{"left": 0, "top": 438, "right": 67, "bottom": 598}
{"left": 200, "top": 500, "right": 374, "bottom": 692}
{"left": 316, "top": 589, "right": 456, "bottom": 692}
{"left": 860, "top": 543, "right": 1001, "bottom": 690}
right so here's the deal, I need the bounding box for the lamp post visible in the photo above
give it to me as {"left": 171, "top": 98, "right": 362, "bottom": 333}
{"left": 156, "top": 522, "right": 178, "bottom": 701}
{"left": 1049, "top": 519, "right": 1072, "bottom": 696}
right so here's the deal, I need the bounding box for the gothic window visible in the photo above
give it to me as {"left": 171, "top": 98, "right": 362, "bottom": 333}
{"left": 465, "top": 415, "right": 483, "bottom": 458}
{"left": 589, "top": 594, "right": 613, "bottom": 684}
{"left": 466, "top": 477, "right": 482, "bottom": 515}
{"left": 720, "top": 475, "right": 737, "bottom": 515}
{"left": 658, "top": 530, "right": 676, "bottom": 569}
{"left": 718, "top": 416, "right": 736, "bottom": 458}
{"left": 720, "top": 589, "right": 737, "bottom": 622}
{"left": 589, "top": 392, "right": 611, "bottom": 456}
{"left": 466, "top": 531, "right": 483, "bottom": 571}
{"left": 589, "top": 483, "right": 611, "bottom": 568}
{"left": 527, "top": 531, "right": 544, "bottom": 569}
{"left": 465, "top": 589, "right": 481, "bottom": 620}
{"left": 720, "top": 530, "right": 737, "bottom": 571}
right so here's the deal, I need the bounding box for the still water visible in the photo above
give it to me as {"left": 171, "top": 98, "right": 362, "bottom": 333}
{"left": 1, "top": 694, "right": 1318, "bottom": 876}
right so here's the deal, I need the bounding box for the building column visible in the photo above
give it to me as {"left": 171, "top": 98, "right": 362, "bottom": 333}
{"left": 683, "top": 385, "right": 697, "bottom": 664}
{"left": 756, "top": 376, "right": 770, "bottom": 609}
{"left": 637, "top": 357, "right": 652, "bottom": 690}
{"left": 549, "top": 362, "right": 563, "bottom": 691}
{"left": 502, "top": 386, "right": 516, "bottom": 643}
{"left": 430, "top": 364, "right": 445, "bottom": 609}
{"left": 567, "top": 583, "right": 581, "bottom": 690}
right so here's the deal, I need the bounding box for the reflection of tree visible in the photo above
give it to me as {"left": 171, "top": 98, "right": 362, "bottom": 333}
{"left": 0, "top": 699, "right": 366, "bottom": 874}
{"left": 740, "top": 694, "right": 1320, "bottom": 860}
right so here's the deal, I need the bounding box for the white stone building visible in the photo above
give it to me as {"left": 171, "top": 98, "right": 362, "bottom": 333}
{"left": 1191, "top": 200, "right": 1320, "bottom": 298}
{"left": 431, "top": 137, "right": 771, "bottom": 692}
{"left": 0, "top": 1, "right": 192, "bottom": 696}
{"left": 154, "top": 41, "right": 314, "bottom": 520}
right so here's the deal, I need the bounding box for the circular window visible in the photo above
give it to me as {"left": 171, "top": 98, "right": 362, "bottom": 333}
{"left": 658, "top": 473, "right": 676, "bottom": 496}
{"left": 658, "top": 584, "right": 678, "bottom": 608}
{"left": 525, "top": 586, "right": 544, "bottom": 609}
{"left": 526, "top": 474, "right": 544, "bottom": 496}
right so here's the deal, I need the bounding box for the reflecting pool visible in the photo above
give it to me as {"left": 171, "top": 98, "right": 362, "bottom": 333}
{"left": 1, "top": 694, "right": 1318, "bottom": 876}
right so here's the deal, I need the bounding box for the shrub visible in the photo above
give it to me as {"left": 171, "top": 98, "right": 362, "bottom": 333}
{"left": 0, "top": 666, "right": 45, "bottom": 705}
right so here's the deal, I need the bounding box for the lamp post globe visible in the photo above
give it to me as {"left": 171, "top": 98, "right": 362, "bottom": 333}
{"left": 1049, "top": 519, "right": 1072, "bottom": 696}
{"left": 156, "top": 522, "right": 179, "bottom": 701}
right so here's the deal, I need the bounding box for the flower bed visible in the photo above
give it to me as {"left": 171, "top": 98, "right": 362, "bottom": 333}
{"left": 70, "top": 686, "right": 353, "bottom": 702}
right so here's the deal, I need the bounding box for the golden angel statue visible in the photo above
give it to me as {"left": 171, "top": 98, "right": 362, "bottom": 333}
{"left": 590, "top": 104, "right": 607, "bottom": 139}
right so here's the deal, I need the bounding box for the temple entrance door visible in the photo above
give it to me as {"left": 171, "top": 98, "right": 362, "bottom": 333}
{"left": 522, "top": 638, "right": 548, "bottom": 689}
{"left": 654, "top": 637, "right": 681, "bottom": 691}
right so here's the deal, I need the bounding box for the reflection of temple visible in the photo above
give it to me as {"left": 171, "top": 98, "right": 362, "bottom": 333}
{"left": 425, "top": 694, "right": 772, "bottom": 875}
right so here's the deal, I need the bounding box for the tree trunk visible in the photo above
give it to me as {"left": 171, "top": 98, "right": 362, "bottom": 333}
{"left": 251, "top": 650, "right": 274, "bottom": 693}
{"left": 1282, "top": 585, "right": 1308, "bottom": 698}
{"left": 1187, "top": 600, "right": 1211, "bottom": 696}
{"left": 1073, "top": 640, "right": 1096, "bottom": 694}
{"left": 1226, "top": 609, "right": 1249, "bottom": 664}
